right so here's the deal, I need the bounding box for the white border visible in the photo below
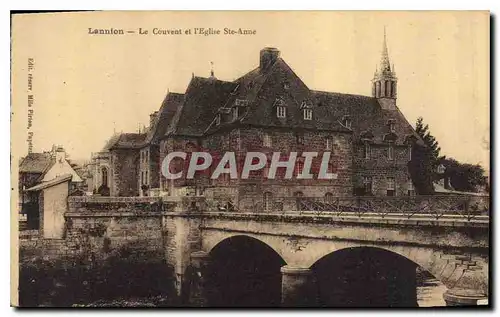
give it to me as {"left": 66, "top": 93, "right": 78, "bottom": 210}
{"left": 2, "top": 1, "right": 497, "bottom": 316}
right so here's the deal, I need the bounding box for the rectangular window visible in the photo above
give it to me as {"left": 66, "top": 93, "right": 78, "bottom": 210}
{"left": 303, "top": 109, "right": 313, "bottom": 120}
{"left": 145, "top": 170, "right": 148, "bottom": 185}
{"left": 363, "top": 143, "right": 371, "bottom": 160}
{"left": 363, "top": 176, "right": 373, "bottom": 195}
{"left": 263, "top": 133, "right": 271, "bottom": 147}
{"left": 389, "top": 122, "right": 395, "bottom": 133}
{"left": 141, "top": 171, "right": 144, "bottom": 185}
{"left": 344, "top": 118, "right": 352, "bottom": 129}
{"left": 235, "top": 99, "right": 248, "bottom": 107}
{"left": 388, "top": 145, "right": 394, "bottom": 160}
{"left": 408, "top": 145, "right": 412, "bottom": 161}
{"left": 296, "top": 133, "right": 304, "bottom": 145}
{"left": 232, "top": 107, "right": 238, "bottom": 121}
{"left": 407, "top": 181, "right": 415, "bottom": 196}
{"left": 387, "top": 177, "right": 395, "bottom": 196}
{"left": 277, "top": 106, "right": 286, "bottom": 118}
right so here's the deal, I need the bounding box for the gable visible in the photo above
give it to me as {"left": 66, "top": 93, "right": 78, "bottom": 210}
{"left": 239, "top": 58, "right": 348, "bottom": 132}
{"left": 42, "top": 158, "right": 83, "bottom": 182}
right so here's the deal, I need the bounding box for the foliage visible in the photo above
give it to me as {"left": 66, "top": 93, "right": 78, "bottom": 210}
{"left": 441, "top": 158, "right": 488, "bottom": 192}
{"left": 415, "top": 117, "right": 444, "bottom": 168}
{"left": 408, "top": 143, "right": 435, "bottom": 195}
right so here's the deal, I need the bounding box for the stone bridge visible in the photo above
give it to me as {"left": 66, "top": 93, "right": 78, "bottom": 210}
{"left": 30, "top": 194, "right": 489, "bottom": 307}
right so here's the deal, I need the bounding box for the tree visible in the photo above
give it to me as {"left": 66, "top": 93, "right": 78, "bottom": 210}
{"left": 441, "top": 158, "right": 488, "bottom": 192}
{"left": 407, "top": 117, "right": 441, "bottom": 195}
{"left": 408, "top": 143, "right": 435, "bottom": 195}
{"left": 415, "top": 117, "right": 444, "bottom": 168}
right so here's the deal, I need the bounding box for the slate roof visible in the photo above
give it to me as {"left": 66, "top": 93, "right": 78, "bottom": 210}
{"left": 311, "top": 91, "right": 424, "bottom": 146}
{"left": 236, "top": 58, "right": 350, "bottom": 132}
{"left": 166, "top": 77, "right": 237, "bottom": 137}
{"left": 102, "top": 133, "right": 122, "bottom": 151}
{"left": 113, "top": 47, "right": 422, "bottom": 147}
{"left": 144, "top": 92, "right": 184, "bottom": 144}
{"left": 19, "top": 152, "right": 54, "bottom": 173}
{"left": 108, "top": 133, "right": 147, "bottom": 149}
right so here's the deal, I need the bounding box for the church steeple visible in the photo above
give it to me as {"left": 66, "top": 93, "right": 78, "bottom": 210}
{"left": 380, "top": 27, "right": 391, "bottom": 72}
{"left": 372, "top": 27, "right": 398, "bottom": 110}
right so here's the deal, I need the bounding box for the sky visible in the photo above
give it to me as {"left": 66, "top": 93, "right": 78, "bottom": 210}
{"left": 11, "top": 11, "right": 490, "bottom": 170}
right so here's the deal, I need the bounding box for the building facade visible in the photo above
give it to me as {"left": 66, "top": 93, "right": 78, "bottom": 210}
{"left": 103, "top": 33, "right": 423, "bottom": 206}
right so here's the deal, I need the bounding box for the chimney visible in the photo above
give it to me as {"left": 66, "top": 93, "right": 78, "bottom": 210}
{"left": 260, "top": 47, "right": 280, "bottom": 72}
{"left": 53, "top": 146, "right": 66, "bottom": 163}
{"left": 150, "top": 111, "right": 159, "bottom": 127}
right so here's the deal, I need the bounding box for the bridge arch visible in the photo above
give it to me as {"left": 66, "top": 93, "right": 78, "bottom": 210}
{"left": 310, "top": 246, "right": 425, "bottom": 307}
{"left": 203, "top": 231, "right": 290, "bottom": 264}
{"left": 206, "top": 234, "right": 287, "bottom": 307}
{"left": 308, "top": 243, "right": 458, "bottom": 289}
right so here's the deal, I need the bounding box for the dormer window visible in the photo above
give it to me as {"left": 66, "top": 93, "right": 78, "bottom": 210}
{"left": 274, "top": 98, "right": 287, "bottom": 118}
{"left": 284, "top": 82, "right": 290, "bottom": 90}
{"left": 215, "top": 114, "right": 221, "bottom": 126}
{"left": 301, "top": 101, "right": 313, "bottom": 120}
{"left": 277, "top": 106, "right": 286, "bottom": 118}
{"left": 303, "top": 108, "right": 313, "bottom": 120}
{"left": 388, "top": 120, "right": 396, "bottom": 133}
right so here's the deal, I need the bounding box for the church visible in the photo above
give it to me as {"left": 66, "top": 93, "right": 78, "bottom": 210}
{"left": 94, "top": 32, "right": 423, "bottom": 210}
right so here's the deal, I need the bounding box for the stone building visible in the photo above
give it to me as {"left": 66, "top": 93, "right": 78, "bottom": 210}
{"left": 104, "top": 33, "right": 423, "bottom": 204}
{"left": 18, "top": 146, "right": 84, "bottom": 229}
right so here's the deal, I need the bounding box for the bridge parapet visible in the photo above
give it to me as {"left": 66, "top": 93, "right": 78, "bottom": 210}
{"left": 235, "top": 195, "right": 489, "bottom": 221}
{"left": 67, "top": 196, "right": 163, "bottom": 213}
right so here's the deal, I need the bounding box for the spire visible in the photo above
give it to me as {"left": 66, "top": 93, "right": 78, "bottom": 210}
{"left": 380, "top": 26, "right": 391, "bottom": 73}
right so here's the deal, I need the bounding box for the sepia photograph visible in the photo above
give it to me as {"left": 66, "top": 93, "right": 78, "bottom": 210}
{"left": 10, "top": 10, "right": 490, "bottom": 308}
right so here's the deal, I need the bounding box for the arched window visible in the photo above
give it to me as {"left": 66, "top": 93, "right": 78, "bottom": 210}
{"left": 385, "top": 80, "right": 390, "bottom": 97}
{"left": 391, "top": 81, "right": 397, "bottom": 97}
{"left": 325, "top": 192, "right": 334, "bottom": 204}
{"left": 376, "top": 82, "right": 381, "bottom": 98}
{"left": 101, "top": 166, "right": 108, "bottom": 187}
{"left": 263, "top": 192, "right": 273, "bottom": 211}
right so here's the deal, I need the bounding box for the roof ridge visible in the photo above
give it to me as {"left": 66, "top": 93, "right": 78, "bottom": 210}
{"left": 311, "top": 90, "right": 374, "bottom": 99}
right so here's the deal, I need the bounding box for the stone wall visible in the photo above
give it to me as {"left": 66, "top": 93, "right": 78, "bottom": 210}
{"left": 353, "top": 142, "right": 412, "bottom": 196}
{"left": 200, "top": 127, "right": 353, "bottom": 208}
